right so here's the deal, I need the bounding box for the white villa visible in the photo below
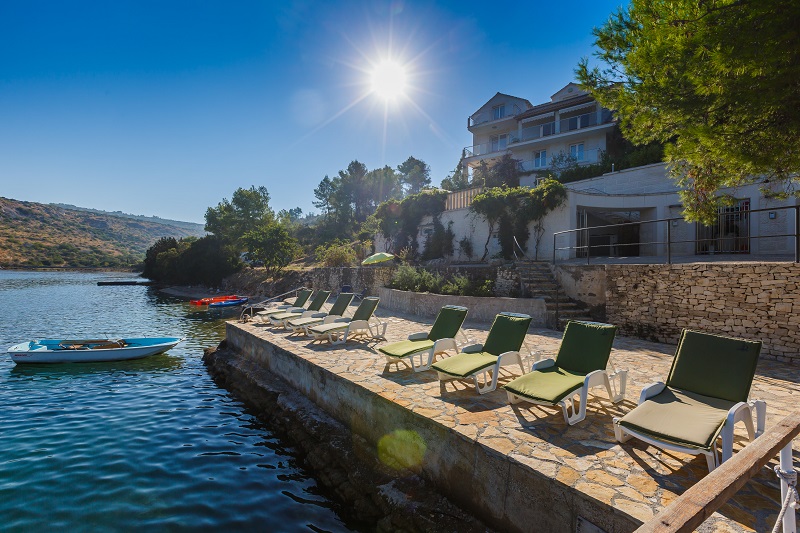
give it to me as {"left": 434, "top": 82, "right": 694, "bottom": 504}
{"left": 387, "top": 83, "right": 799, "bottom": 263}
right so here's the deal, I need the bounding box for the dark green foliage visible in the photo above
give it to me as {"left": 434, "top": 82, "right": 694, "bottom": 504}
{"left": 389, "top": 266, "right": 494, "bottom": 297}
{"left": 421, "top": 219, "right": 455, "bottom": 260}
{"left": 440, "top": 154, "right": 471, "bottom": 191}
{"left": 143, "top": 235, "right": 241, "bottom": 286}
{"left": 241, "top": 224, "right": 299, "bottom": 276}
{"left": 397, "top": 156, "right": 431, "bottom": 195}
{"left": 142, "top": 237, "right": 178, "bottom": 279}
{"left": 471, "top": 180, "right": 567, "bottom": 260}
{"left": 204, "top": 186, "right": 274, "bottom": 245}
{"left": 458, "top": 236, "right": 474, "bottom": 260}
{"left": 577, "top": 0, "right": 800, "bottom": 222}
{"left": 374, "top": 189, "right": 448, "bottom": 253}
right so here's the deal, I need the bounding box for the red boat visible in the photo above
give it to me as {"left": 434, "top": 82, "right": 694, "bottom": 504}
{"left": 190, "top": 295, "right": 242, "bottom": 306}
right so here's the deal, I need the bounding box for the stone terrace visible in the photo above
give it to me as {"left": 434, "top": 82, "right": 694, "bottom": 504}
{"left": 227, "top": 310, "right": 800, "bottom": 533}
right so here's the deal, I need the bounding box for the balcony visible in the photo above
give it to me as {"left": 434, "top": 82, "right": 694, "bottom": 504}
{"left": 463, "top": 141, "right": 509, "bottom": 158}
{"left": 518, "top": 147, "right": 603, "bottom": 173}
{"left": 468, "top": 104, "right": 523, "bottom": 128}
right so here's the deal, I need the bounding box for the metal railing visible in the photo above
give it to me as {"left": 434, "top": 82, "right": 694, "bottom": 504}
{"left": 553, "top": 205, "right": 800, "bottom": 266}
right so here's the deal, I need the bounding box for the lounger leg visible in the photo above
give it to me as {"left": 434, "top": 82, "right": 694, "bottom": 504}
{"left": 751, "top": 399, "right": 767, "bottom": 438}
{"left": 603, "top": 370, "right": 627, "bottom": 403}
{"left": 613, "top": 418, "right": 631, "bottom": 443}
{"left": 473, "top": 368, "right": 498, "bottom": 394}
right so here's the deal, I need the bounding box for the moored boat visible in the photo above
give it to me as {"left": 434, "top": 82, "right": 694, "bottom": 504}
{"left": 7, "top": 337, "right": 183, "bottom": 364}
{"left": 190, "top": 295, "right": 242, "bottom": 305}
{"left": 207, "top": 297, "right": 249, "bottom": 308}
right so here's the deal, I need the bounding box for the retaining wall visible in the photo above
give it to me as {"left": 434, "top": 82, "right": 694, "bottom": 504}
{"left": 378, "top": 287, "right": 548, "bottom": 325}
{"left": 565, "top": 262, "right": 800, "bottom": 362}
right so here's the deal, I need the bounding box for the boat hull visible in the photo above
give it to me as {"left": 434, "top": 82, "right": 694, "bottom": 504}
{"left": 208, "top": 297, "right": 248, "bottom": 308}
{"left": 7, "top": 337, "right": 183, "bottom": 364}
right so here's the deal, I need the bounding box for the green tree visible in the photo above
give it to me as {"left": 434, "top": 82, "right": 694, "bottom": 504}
{"left": 577, "top": 0, "right": 800, "bottom": 222}
{"left": 312, "top": 176, "right": 335, "bottom": 214}
{"left": 397, "top": 156, "right": 431, "bottom": 195}
{"left": 142, "top": 236, "right": 177, "bottom": 279}
{"left": 204, "top": 186, "right": 275, "bottom": 244}
{"left": 241, "top": 224, "right": 299, "bottom": 276}
{"left": 441, "top": 153, "right": 471, "bottom": 191}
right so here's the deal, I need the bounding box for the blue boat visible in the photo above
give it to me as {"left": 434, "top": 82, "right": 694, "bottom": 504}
{"left": 208, "top": 297, "right": 249, "bottom": 308}
{"left": 7, "top": 337, "right": 183, "bottom": 364}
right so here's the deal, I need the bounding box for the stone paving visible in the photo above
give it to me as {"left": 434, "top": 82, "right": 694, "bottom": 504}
{"left": 233, "top": 307, "right": 800, "bottom": 533}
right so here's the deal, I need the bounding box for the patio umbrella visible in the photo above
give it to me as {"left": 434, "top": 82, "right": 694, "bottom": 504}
{"left": 361, "top": 252, "right": 395, "bottom": 265}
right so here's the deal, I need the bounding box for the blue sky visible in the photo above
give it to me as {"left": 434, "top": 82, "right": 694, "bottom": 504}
{"left": 0, "top": 0, "right": 625, "bottom": 224}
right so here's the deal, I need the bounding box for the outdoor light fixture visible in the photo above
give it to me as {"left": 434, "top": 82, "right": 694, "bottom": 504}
{"left": 769, "top": 211, "right": 776, "bottom": 219}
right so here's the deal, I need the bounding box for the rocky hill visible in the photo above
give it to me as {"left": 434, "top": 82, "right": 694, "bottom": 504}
{"left": 0, "top": 197, "right": 206, "bottom": 268}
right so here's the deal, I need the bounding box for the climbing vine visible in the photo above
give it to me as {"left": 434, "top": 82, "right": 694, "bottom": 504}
{"left": 470, "top": 179, "right": 566, "bottom": 260}
{"left": 374, "top": 189, "right": 448, "bottom": 254}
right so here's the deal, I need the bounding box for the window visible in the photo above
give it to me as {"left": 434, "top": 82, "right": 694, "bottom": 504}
{"left": 542, "top": 122, "right": 555, "bottom": 136}
{"left": 492, "top": 105, "right": 505, "bottom": 120}
{"left": 491, "top": 134, "right": 508, "bottom": 152}
{"left": 534, "top": 150, "right": 547, "bottom": 168}
{"left": 570, "top": 143, "right": 584, "bottom": 161}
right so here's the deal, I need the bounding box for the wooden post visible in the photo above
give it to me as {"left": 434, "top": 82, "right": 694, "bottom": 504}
{"left": 636, "top": 410, "right": 800, "bottom": 533}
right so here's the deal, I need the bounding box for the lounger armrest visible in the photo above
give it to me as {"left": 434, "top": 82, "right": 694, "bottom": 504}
{"left": 304, "top": 311, "right": 327, "bottom": 319}
{"left": 432, "top": 338, "right": 457, "bottom": 354}
{"left": 638, "top": 382, "right": 666, "bottom": 404}
{"left": 461, "top": 343, "right": 484, "bottom": 354}
{"left": 408, "top": 331, "right": 428, "bottom": 341}
{"left": 531, "top": 358, "right": 556, "bottom": 371}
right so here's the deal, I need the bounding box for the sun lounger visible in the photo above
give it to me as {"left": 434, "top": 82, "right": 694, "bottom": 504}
{"left": 379, "top": 305, "right": 469, "bottom": 372}
{"left": 255, "top": 289, "right": 314, "bottom": 322}
{"left": 267, "top": 290, "right": 331, "bottom": 328}
{"left": 504, "top": 321, "right": 625, "bottom": 425}
{"left": 309, "top": 297, "right": 385, "bottom": 345}
{"left": 287, "top": 292, "right": 355, "bottom": 336}
{"left": 614, "top": 329, "right": 765, "bottom": 472}
{"left": 432, "top": 312, "right": 532, "bottom": 394}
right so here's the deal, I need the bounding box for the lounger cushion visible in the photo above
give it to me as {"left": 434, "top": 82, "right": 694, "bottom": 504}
{"left": 556, "top": 321, "right": 617, "bottom": 375}
{"left": 618, "top": 387, "right": 736, "bottom": 450}
{"left": 288, "top": 316, "right": 324, "bottom": 328}
{"left": 667, "top": 330, "right": 761, "bottom": 403}
{"left": 310, "top": 319, "right": 352, "bottom": 335}
{"left": 269, "top": 311, "right": 303, "bottom": 322}
{"left": 258, "top": 307, "right": 296, "bottom": 317}
{"left": 432, "top": 352, "right": 497, "bottom": 378}
{"left": 482, "top": 314, "right": 532, "bottom": 356}
{"left": 379, "top": 339, "right": 436, "bottom": 359}
{"left": 504, "top": 366, "right": 587, "bottom": 404}
{"left": 427, "top": 306, "right": 468, "bottom": 341}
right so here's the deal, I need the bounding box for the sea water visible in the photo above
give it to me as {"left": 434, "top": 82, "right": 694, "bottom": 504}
{"left": 0, "top": 270, "right": 355, "bottom": 531}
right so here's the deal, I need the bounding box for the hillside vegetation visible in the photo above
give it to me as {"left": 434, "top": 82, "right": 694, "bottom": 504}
{"left": 0, "top": 197, "right": 205, "bottom": 268}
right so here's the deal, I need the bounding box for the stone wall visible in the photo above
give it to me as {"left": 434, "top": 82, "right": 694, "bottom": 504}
{"left": 378, "top": 287, "right": 548, "bottom": 325}
{"left": 311, "top": 265, "right": 523, "bottom": 298}
{"left": 311, "top": 266, "right": 395, "bottom": 297}
{"left": 605, "top": 263, "right": 800, "bottom": 362}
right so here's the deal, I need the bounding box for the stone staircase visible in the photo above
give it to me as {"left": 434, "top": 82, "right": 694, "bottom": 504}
{"left": 514, "top": 260, "right": 593, "bottom": 329}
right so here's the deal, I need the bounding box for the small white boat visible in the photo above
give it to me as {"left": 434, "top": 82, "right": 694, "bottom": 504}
{"left": 7, "top": 337, "right": 183, "bottom": 364}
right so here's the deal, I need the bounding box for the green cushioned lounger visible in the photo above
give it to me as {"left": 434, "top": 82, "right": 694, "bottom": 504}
{"left": 255, "top": 289, "right": 313, "bottom": 322}
{"left": 268, "top": 290, "right": 330, "bottom": 328}
{"left": 287, "top": 292, "right": 355, "bottom": 336}
{"left": 504, "top": 321, "right": 624, "bottom": 425}
{"left": 308, "top": 297, "right": 386, "bottom": 345}
{"left": 379, "top": 305, "right": 469, "bottom": 372}
{"left": 432, "top": 312, "right": 532, "bottom": 395}
{"left": 614, "top": 329, "right": 765, "bottom": 472}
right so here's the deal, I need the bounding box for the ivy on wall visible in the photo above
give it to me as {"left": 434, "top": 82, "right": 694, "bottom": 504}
{"left": 470, "top": 179, "right": 567, "bottom": 260}
{"left": 374, "top": 189, "right": 448, "bottom": 254}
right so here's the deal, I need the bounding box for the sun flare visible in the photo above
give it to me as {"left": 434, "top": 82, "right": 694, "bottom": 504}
{"left": 370, "top": 60, "right": 407, "bottom": 101}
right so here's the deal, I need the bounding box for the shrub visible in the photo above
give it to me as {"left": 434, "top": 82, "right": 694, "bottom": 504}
{"left": 315, "top": 241, "right": 357, "bottom": 267}
{"left": 388, "top": 268, "right": 494, "bottom": 297}
{"left": 390, "top": 265, "right": 419, "bottom": 291}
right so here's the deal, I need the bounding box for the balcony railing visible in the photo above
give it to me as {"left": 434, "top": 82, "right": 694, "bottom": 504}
{"left": 517, "top": 148, "right": 602, "bottom": 172}
{"left": 445, "top": 187, "right": 483, "bottom": 211}
{"left": 468, "top": 104, "right": 522, "bottom": 128}
{"left": 463, "top": 141, "right": 509, "bottom": 158}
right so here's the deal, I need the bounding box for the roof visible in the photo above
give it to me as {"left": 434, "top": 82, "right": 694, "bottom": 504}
{"left": 514, "top": 94, "right": 596, "bottom": 122}
{"left": 470, "top": 92, "right": 533, "bottom": 118}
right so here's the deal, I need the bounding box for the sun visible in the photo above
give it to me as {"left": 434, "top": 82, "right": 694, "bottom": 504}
{"left": 370, "top": 60, "right": 407, "bottom": 101}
